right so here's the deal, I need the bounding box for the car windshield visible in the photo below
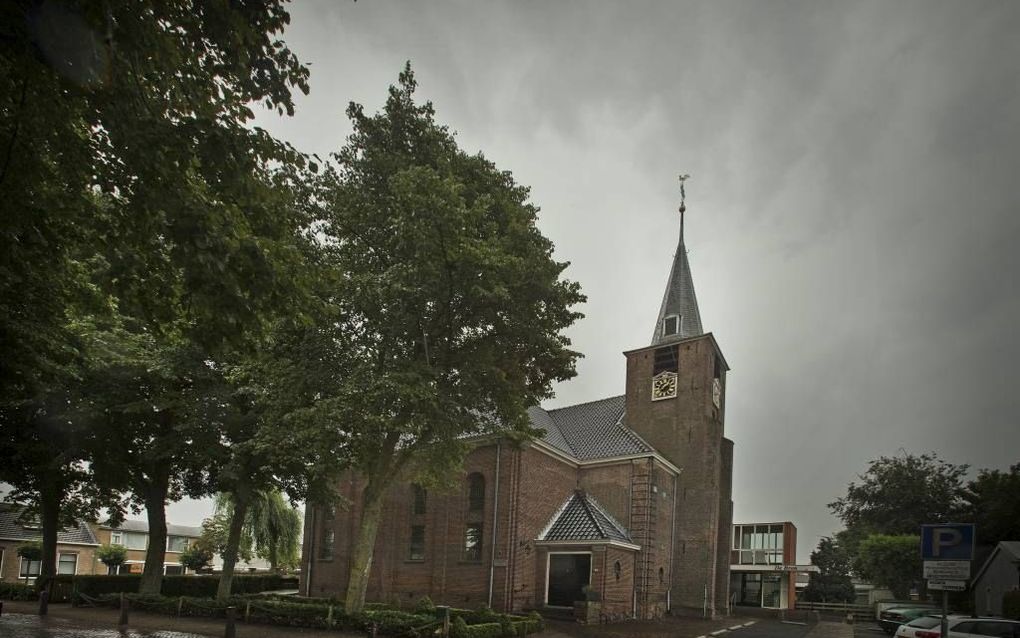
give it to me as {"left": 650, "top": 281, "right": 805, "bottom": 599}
{"left": 906, "top": 617, "right": 942, "bottom": 628}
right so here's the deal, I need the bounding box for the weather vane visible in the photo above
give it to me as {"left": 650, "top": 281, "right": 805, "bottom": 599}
{"left": 678, "top": 173, "right": 690, "bottom": 238}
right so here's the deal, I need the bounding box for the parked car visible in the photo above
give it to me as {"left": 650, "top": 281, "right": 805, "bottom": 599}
{"left": 881, "top": 607, "right": 940, "bottom": 635}
{"left": 894, "top": 615, "right": 1020, "bottom": 638}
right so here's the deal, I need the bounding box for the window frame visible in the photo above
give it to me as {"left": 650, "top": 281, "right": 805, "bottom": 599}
{"left": 467, "top": 473, "right": 485, "bottom": 513}
{"left": 463, "top": 522, "right": 484, "bottom": 562}
{"left": 662, "top": 314, "right": 680, "bottom": 337}
{"left": 57, "top": 552, "right": 78, "bottom": 575}
{"left": 408, "top": 524, "right": 426, "bottom": 561}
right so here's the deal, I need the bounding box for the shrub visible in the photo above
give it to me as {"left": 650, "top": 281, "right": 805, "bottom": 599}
{"left": 414, "top": 595, "right": 437, "bottom": 615}
{"left": 451, "top": 615, "right": 470, "bottom": 638}
{"left": 96, "top": 544, "right": 128, "bottom": 572}
{"left": 0, "top": 582, "right": 37, "bottom": 600}
{"left": 17, "top": 540, "right": 42, "bottom": 561}
{"left": 1004, "top": 591, "right": 1020, "bottom": 620}
{"left": 465, "top": 622, "right": 505, "bottom": 638}
{"left": 71, "top": 574, "right": 298, "bottom": 599}
{"left": 179, "top": 544, "right": 214, "bottom": 572}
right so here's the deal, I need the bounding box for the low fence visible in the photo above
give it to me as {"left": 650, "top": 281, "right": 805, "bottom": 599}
{"left": 795, "top": 601, "right": 873, "bottom": 618}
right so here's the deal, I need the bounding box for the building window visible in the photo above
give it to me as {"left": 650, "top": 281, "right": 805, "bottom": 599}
{"left": 164, "top": 564, "right": 184, "bottom": 575}
{"left": 20, "top": 557, "right": 41, "bottom": 578}
{"left": 166, "top": 535, "right": 189, "bottom": 552}
{"left": 662, "top": 315, "right": 680, "bottom": 337}
{"left": 733, "top": 524, "right": 784, "bottom": 565}
{"left": 614, "top": 561, "right": 621, "bottom": 581}
{"left": 412, "top": 484, "right": 427, "bottom": 515}
{"left": 464, "top": 523, "right": 483, "bottom": 561}
{"left": 110, "top": 532, "right": 122, "bottom": 545}
{"left": 57, "top": 553, "right": 78, "bottom": 575}
{"left": 319, "top": 528, "right": 335, "bottom": 560}
{"left": 659, "top": 567, "right": 664, "bottom": 584}
{"left": 409, "top": 525, "right": 426, "bottom": 561}
{"left": 467, "top": 473, "right": 485, "bottom": 512}
{"left": 653, "top": 345, "right": 679, "bottom": 375}
{"left": 114, "top": 531, "right": 147, "bottom": 550}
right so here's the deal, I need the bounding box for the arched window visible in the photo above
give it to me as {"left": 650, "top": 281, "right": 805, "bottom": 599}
{"left": 467, "top": 473, "right": 485, "bottom": 512}
{"left": 614, "top": 561, "right": 622, "bottom": 581}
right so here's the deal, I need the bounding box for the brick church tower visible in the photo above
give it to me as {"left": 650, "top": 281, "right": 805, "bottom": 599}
{"left": 622, "top": 198, "right": 734, "bottom": 616}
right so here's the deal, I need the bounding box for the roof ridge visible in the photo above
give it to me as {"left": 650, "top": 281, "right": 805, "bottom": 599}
{"left": 583, "top": 492, "right": 630, "bottom": 539}
{"left": 546, "top": 394, "right": 625, "bottom": 414}
{"left": 575, "top": 490, "right": 607, "bottom": 539}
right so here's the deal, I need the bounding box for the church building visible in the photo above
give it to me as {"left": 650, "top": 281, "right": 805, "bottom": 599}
{"left": 301, "top": 205, "right": 735, "bottom": 619}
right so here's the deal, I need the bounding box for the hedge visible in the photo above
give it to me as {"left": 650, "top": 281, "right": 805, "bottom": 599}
{"left": 1004, "top": 591, "right": 1020, "bottom": 620}
{"left": 67, "top": 573, "right": 298, "bottom": 598}
{"left": 73, "top": 592, "right": 543, "bottom": 636}
{"left": 0, "top": 582, "right": 36, "bottom": 600}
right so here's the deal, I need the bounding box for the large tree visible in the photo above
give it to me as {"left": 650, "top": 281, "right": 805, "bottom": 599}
{"left": 1, "top": 0, "right": 313, "bottom": 593}
{"left": 829, "top": 452, "right": 968, "bottom": 542}
{"left": 855, "top": 534, "right": 923, "bottom": 600}
{"left": 802, "top": 536, "right": 855, "bottom": 603}
{"left": 962, "top": 463, "right": 1020, "bottom": 547}
{"left": 290, "top": 65, "right": 584, "bottom": 612}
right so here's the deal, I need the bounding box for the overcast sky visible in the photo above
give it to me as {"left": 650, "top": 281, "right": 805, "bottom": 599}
{"left": 170, "top": 0, "right": 1020, "bottom": 561}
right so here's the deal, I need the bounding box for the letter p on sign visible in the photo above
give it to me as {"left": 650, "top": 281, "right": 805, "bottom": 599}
{"left": 921, "top": 524, "right": 974, "bottom": 561}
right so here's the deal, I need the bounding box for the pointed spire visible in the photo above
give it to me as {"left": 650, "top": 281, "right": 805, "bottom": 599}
{"left": 651, "top": 175, "right": 704, "bottom": 346}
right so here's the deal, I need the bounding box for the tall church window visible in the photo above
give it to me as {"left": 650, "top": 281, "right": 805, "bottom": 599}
{"left": 464, "top": 523, "right": 483, "bottom": 561}
{"left": 467, "top": 473, "right": 485, "bottom": 512}
{"left": 653, "top": 346, "right": 679, "bottom": 375}
{"left": 319, "top": 528, "right": 334, "bottom": 560}
{"left": 411, "top": 484, "right": 427, "bottom": 515}
{"left": 409, "top": 525, "right": 426, "bottom": 561}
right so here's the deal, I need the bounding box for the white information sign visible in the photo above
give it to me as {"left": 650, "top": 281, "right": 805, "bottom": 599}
{"left": 923, "top": 560, "right": 970, "bottom": 581}
{"left": 928, "top": 580, "right": 967, "bottom": 592}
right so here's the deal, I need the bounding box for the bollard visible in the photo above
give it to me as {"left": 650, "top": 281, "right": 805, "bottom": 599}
{"left": 370, "top": 621, "right": 378, "bottom": 638}
{"left": 38, "top": 588, "right": 49, "bottom": 616}
{"left": 245, "top": 601, "right": 251, "bottom": 623}
{"left": 1, "top": 599, "right": 5, "bottom": 617}
{"left": 118, "top": 593, "right": 129, "bottom": 628}
{"left": 437, "top": 606, "right": 450, "bottom": 638}
{"left": 225, "top": 606, "right": 237, "bottom": 638}
{"left": 178, "top": 597, "right": 184, "bottom": 617}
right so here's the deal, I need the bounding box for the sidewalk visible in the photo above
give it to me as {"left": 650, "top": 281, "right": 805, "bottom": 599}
{"left": 804, "top": 620, "right": 854, "bottom": 638}
{"left": 1, "top": 601, "right": 363, "bottom": 638}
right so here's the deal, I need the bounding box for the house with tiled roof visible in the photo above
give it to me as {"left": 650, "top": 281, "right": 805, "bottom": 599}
{"left": 302, "top": 203, "right": 734, "bottom": 619}
{"left": 93, "top": 519, "right": 205, "bottom": 575}
{"left": 0, "top": 504, "right": 101, "bottom": 583}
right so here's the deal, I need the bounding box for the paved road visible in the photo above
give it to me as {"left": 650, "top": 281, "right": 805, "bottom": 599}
{"left": 730, "top": 619, "right": 814, "bottom": 638}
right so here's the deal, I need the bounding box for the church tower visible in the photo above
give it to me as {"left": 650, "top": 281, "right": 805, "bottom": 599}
{"left": 622, "top": 184, "right": 734, "bottom": 616}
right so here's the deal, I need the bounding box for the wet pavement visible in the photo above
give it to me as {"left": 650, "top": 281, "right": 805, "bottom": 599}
{"left": 0, "top": 613, "right": 210, "bottom": 638}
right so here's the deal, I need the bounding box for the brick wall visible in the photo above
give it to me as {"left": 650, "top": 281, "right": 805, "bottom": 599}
{"left": 0, "top": 542, "right": 102, "bottom": 582}
{"left": 624, "top": 335, "right": 732, "bottom": 616}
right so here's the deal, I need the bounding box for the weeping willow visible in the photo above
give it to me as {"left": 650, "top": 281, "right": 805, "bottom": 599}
{"left": 214, "top": 489, "right": 302, "bottom": 571}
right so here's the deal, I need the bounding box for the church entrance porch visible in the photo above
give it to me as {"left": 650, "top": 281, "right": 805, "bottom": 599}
{"left": 546, "top": 552, "right": 592, "bottom": 607}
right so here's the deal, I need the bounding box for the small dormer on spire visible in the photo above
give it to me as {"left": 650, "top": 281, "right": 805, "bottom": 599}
{"left": 651, "top": 175, "right": 704, "bottom": 345}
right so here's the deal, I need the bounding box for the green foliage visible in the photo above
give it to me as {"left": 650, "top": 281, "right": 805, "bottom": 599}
{"left": 802, "top": 536, "right": 855, "bottom": 603}
{"left": 414, "top": 595, "right": 437, "bottom": 615}
{"left": 179, "top": 544, "right": 214, "bottom": 572}
{"left": 855, "top": 534, "right": 922, "bottom": 599}
{"left": 70, "top": 574, "right": 298, "bottom": 599}
{"left": 281, "top": 63, "right": 583, "bottom": 613}
{"left": 96, "top": 543, "right": 128, "bottom": 569}
{"left": 451, "top": 615, "right": 470, "bottom": 638}
{"left": 17, "top": 540, "right": 42, "bottom": 561}
{"left": 1003, "top": 591, "right": 1020, "bottom": 620}
{"left": 0, "top": 582, "right": 37, "bottom": 600}
{"left": 962, "top": 463, "right": 1020, "bottom": 546}
{"left": 214, "top": 490, "right": 302, "bottom": 571}
{"left": 829, "top": 453, "right": 968, "bottom": 538}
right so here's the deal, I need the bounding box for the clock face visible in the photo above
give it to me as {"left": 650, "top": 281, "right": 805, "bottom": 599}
{"left": 651, "top": 371, "right": 678, "bottom": 401}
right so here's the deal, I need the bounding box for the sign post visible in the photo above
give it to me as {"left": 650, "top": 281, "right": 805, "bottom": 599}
{"left": 921, "top": 524, "right": 975, "bottom": 638}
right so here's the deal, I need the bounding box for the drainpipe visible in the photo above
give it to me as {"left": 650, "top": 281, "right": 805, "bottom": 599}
{"left": 668, "top": 472, "right": 678, "bottom": 612}
{"left": 305, "top": 507, "right": 316, "bottom": 597}
{"left": 487, "top": 441, "right": 502, "bottom": 608}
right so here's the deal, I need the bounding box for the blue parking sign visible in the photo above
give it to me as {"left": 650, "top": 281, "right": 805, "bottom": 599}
{"left": 921, "top": 524, "right": 975, "bottom": 561}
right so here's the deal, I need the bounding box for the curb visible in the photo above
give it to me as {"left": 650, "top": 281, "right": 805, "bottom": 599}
{"left": 695, "top": 620, "right": 757, "bottom": 638}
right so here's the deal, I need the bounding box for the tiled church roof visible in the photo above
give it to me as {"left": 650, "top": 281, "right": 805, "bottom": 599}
{"left": 539, "top": 491, "right": 633, "bottom": 544}
{"left": 529, "top": 395, "right": 652, "bottom": 461}
{"left": 651, "top": 230, "right": 703, "bottom": 345}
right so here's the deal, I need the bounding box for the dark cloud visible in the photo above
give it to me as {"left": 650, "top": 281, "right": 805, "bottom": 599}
{"left": 218, "top": 0, "right": 1020, "bottom": 560}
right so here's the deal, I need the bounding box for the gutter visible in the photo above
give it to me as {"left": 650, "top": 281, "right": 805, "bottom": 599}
{"left": 305, "top": 507, "right": 316, "bottom": 596}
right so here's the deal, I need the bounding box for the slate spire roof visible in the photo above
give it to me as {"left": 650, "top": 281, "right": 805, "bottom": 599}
{"left": 538, "top": 490, "right": 633, "bottom": 545}
{"left": 651, "top": 215, "right": 703, "bottom": 345}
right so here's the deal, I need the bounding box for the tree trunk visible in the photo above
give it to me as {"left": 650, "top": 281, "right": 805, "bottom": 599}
{"left": 139, "top": 474, "right": 170, "bottom": 595}
{"left": 38, "top": 476, "right": 61, "bottom": 590}
{"left": 216, "top": 493, "right": 250, "bottom": 600}
{"left": 343, "top": 477, "right": 387, "bottom": 613}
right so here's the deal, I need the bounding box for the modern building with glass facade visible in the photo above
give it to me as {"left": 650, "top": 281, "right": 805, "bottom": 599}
{"left": 729, "top": 522, "right": 815, "bottom": 610}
